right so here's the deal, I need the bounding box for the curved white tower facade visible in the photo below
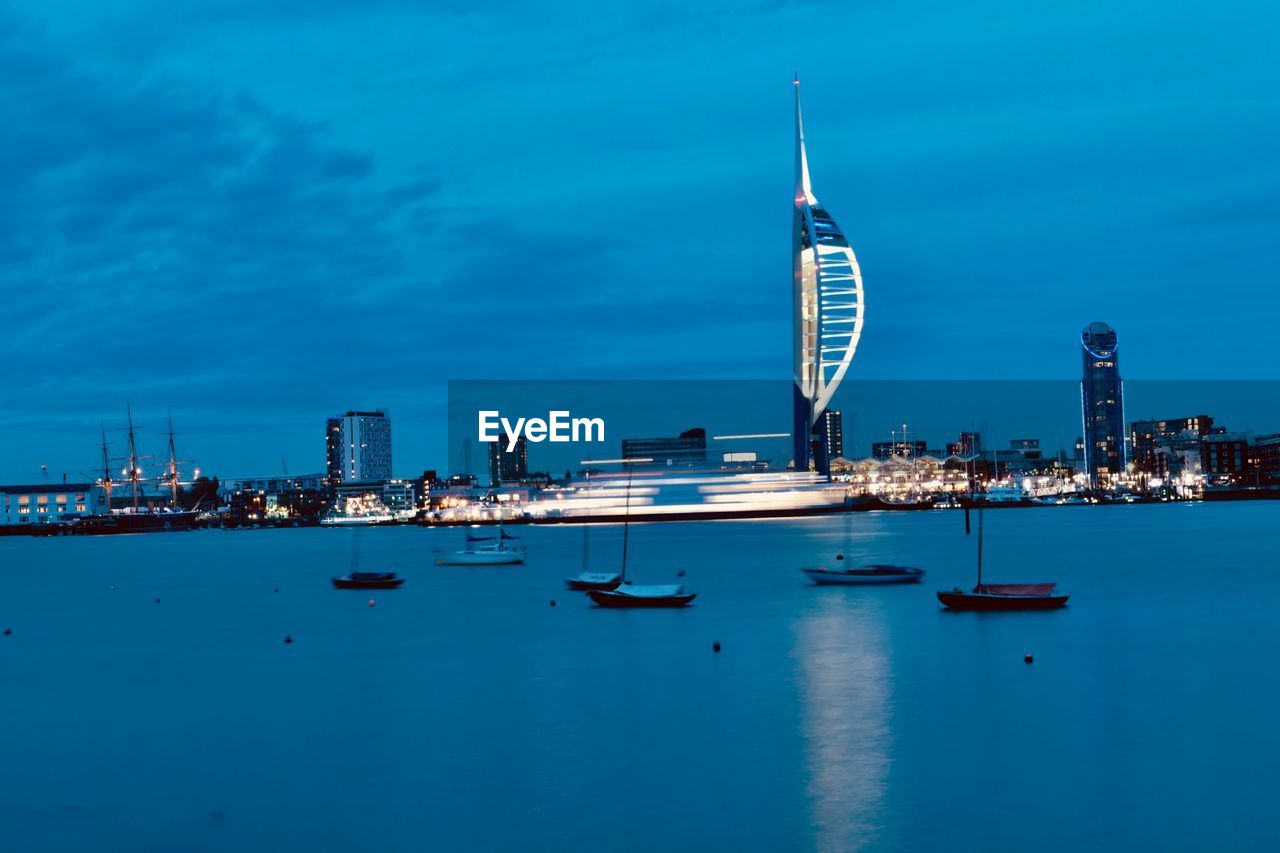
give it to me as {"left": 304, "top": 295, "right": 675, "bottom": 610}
{"left": 792, "top": 79, "right": 864, "bottom": 473}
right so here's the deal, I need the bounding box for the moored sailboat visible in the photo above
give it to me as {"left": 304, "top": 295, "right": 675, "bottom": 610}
{"left": 565, "top": 526, "right": 621, "bottom": 590}
{"left": 936, "top": 506, "right": 1069, "bottom": 611}
{"left": 802, "top": 564, "right": 925, "bottom": 585}
{"left": 583, "top": 460, "right": 696, "bottom": 608}
{"left": 438, "top": 524, "right": 525, "bottom": 565}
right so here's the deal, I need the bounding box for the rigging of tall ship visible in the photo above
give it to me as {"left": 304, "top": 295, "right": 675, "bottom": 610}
{"left": 70, "top": 407, "right": 204, "bottom": 534}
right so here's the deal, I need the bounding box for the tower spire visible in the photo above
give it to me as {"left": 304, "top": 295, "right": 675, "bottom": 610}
{"left": 794, "top": 74, "right": 816, "bottom": 206}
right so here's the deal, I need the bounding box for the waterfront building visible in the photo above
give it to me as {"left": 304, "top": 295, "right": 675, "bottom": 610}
{"left": 325, "top": 410, "right": 393, "bottom": 486}
{"left": 792, "top": 79, "right": 864, "bottom": 474}
{"left": 330, "top": 479, "right": 415, "bottom": 518}
{"left": 226, "top": 473, "right": 328, "bottom": 495}
{"left": 412, "top": 470, "right": 439, "bottom": 508}
{"left": 1130, "top": 416, "right": 1214, "bottom": 475}
{"left": 1008, "top": 439, "right": 1042, "bottom": 458}
{"left": 834, "top": 455, "right": 972, "bottom": 496}
{"left": 622, "top": 428, "right": 707, "bottom": 467}
{"left": 1080, "top": 321, "right": 1126, "bottom": 487}
{"left": 1, "top": 483, "right": 106, "bottom": 526}
{"left": 1153, "top": 430, "right": 1203, "bottom": 489}
{"left": 1201, "top": 433, "right": 1252, "bottom": 482}
{"left": 380, "top": 479, "right": 417, "bottom": 512}
{"left": 813, "top": 409, "right": 844, "bottom": 474}
{"left": 488, "top": 435, "right": 528, "bottom": 486}
{"left": 1252, "top": 435, "right": 1280, "bottom": 484}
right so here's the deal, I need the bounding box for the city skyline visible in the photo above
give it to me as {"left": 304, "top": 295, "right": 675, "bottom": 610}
{"left": 2, "top": 2, "right": 1279, "bottom": 480}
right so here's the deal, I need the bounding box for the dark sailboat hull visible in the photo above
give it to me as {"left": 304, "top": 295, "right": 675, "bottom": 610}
{"left": 71, "top": 512, "right": 199, "bottom": 535}
{"left": 565, "top": 577, "right": 623, "bottom": 591}
{"left": 587, "top": 590, "right": 696, "bottom": 608}
{"left": 937, "top": 590, "right": 1069, "bottom": 611}
{"left": 331, "top": 577, "right": 405, "bottom": 589}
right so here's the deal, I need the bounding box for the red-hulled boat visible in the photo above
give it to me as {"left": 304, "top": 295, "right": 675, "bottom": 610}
{"left": 937, "top": 583, "right": 1069, "bottom": 611}
{"left": 938, "top": 506, "right": 1069, "bottom": 611}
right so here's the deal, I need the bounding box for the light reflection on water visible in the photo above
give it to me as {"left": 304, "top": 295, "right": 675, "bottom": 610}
{"left": 797, "top": 593, "right": 891, "bottom": 851}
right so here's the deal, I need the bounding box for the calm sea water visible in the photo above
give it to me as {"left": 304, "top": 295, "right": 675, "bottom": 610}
{"left": 2, "top": 502, "right": 1278, "bottom": 852}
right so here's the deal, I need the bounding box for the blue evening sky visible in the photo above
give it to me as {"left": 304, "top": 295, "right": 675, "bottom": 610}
{"left": 1, "top": 1, "right": 1277, "bottom": 480}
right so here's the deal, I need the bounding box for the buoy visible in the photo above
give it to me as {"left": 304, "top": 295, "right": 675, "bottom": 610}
{"left": 368, "top": 599, "right": 376, "bottom": 607}
{"left": 273, "top": 587, "right": 279, "bottom": 593}
{"left": 284, "top": 635, "right": 293, "bottom": 644}
{"left": 836, "top": 553, "right": 844, "bottom": 561}
{"left": 108, "top": 585, "right": 116, "bottom": 591}
{"left": 549, "top": 599, "right": 557, "bottom": 607}
{"left": 154, "top": 597, "right": 161, "bottom": 604}
{"left": 1024, "top": 653, "right": 1034, "bottom": 664}
{"left": 3, "top": 628, "right": 11, "bottom": 637}
{"left": 676, "top": 570, "right": 686, "bottom": 578}
{"left": 712, "top": 641, "right": 721, "bottom": 653}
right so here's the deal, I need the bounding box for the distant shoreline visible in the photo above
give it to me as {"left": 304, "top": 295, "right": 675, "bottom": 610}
{"left": 3, "top": 487, "right": 1276, "bottom": 538}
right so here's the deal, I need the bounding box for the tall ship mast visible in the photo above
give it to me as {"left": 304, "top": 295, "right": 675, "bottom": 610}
{"left": 162, "top": 409, "right": 189, "bottom": 507}
{"left": 125, "top": 403, "right": 142, "bottom": 511}
{"left": 98, "top": 423, "right": 115, "bottom": 507}
{"left": 71, "top": 406, "right": 201, "bottom": 535}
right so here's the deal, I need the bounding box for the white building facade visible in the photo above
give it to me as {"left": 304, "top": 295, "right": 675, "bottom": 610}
{"left": 1, "top": 483, "right": 107, "bottom": 526}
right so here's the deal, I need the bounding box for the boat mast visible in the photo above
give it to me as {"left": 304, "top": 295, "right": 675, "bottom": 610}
{"left": 165, "top": 409, "right": 180, "bottom": 507}
{"left": 126, "top": 404, "right": 141, "bottom": 510}
{"left": 99, "top": 423, "right": 114, "bottom": 508}
{"left": 976, "top": 505, "right": 985, "bottom": 588}
{"left": 620, "top": 461, "right": 633, "bottom": 582}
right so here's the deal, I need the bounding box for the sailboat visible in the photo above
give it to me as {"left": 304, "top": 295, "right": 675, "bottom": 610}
{"left": 72, "top": 407, "right": 200, "bottom": 534}
{"left": 586, "top": 461, "right": 696, "bottom": 608}
{"left": 936, "top": 505, "right": 1069, "bottom": 610}
{"left": 801, "top": 510, "right": 925, "bottom": 584}
{"left": 564, "top": 525, "right": 622, "bottom": 591}
{"left": 333, "top": 528, "right": 404, "bottom": 588}
{"left": 437, "top": 519, "right": 526, "bottom": 565}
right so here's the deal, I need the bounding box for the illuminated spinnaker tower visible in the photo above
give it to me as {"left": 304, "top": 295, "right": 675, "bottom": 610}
{"left": 792, "top": 78, "right": 864, "bottom": 473}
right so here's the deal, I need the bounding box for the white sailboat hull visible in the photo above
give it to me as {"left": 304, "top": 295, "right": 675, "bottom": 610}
{"left": 438, "top": 548, "right": 525, "bottom": 565}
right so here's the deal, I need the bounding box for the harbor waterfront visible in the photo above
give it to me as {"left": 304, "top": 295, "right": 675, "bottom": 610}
{"left": 2, "top": 502, "right": 1278, "bottom": 851}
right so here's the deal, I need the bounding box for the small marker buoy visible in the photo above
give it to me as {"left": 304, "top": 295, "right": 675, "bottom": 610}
{"left": 836, "top": 553, "right": 844, "bottom": 561}
{"left": 154, "top": 597, "right": 161, "bottom": 604}
{"left": 3, "top": 628, "right": 11, "bottom": 636}
{"left": 1024, "top": 653, "right": 1034, "bottom": 664}
{"left": 108, "top": 585, "right": 115, "bottom": 591}
{"left": 712, "top": 641, "right": 721, "bottom": 652}
{"left": 368, "top": 599, "right": 376, "bottom": 607}
{"left": 676, "top": 570, "right": 686, "bottom": 578}
{"left": 273, "top": 587, "right": 279, "bottom": 593}
{"left": 284, "top": 635, "right": 293, "bottom": 644}
{"left": 549, "top": 599, "right": 557, "bottom": 607}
